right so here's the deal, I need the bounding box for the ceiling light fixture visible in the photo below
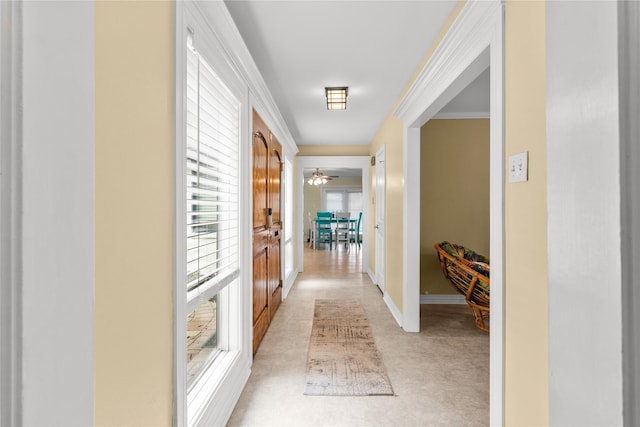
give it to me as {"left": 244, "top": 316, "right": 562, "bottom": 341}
{"left": 325, "top": 86, "right": 348, "bottom": 110}
{"left": 307, "top": 168, "right": 332, "bottom": 185}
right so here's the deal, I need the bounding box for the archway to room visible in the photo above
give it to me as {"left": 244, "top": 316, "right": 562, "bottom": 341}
{"left": 296, "top": 156, "right": 371, "bottom": 278}
{"left": 419, "top": 68, "right": 490, "bottom": 309}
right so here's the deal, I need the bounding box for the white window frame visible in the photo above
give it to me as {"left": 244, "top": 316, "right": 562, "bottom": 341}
{"left": 283, "top": 158, "right": 294, "bottom": 278}
{"left": 175, "top": 3, "right": 251, "bottom": 426}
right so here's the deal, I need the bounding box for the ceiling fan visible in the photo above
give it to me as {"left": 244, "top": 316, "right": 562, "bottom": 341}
{"left": 307, "top": 168, "right": 336, "bottom": 185}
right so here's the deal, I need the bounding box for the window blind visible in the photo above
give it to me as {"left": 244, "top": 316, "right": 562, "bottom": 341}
{"left": 322, "top": 188, "right": 362, "bottom": 217}
{"left": 347, "top": 191, "right": 362, "bottom": 216}
{"left": 325, "top": 190, "right": 344, "bottom": 212}
{"left": 186, "top": 44, "right": 240, "bottom": 312}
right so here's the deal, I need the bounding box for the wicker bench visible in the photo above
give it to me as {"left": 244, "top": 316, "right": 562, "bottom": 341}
{"left": 434, "top": 241, "right": 490, "bottom": 332}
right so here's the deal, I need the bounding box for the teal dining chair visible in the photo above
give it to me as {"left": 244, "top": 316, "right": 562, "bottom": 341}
{"left": 315, "top": 211, "right": 333, "bottom": 250}
{"left": 334, "top": 211, "right": 351, "bottom": 249}
{"left": 349, "top": 211, "right": 363, "bottom": 249}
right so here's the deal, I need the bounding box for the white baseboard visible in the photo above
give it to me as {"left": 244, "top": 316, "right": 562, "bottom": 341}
{"left": 365, "top": 267, "right": 376, "bottom": 285}
{"left": 383, "top": 293, "right": 403, "bottom": 327}
{"left": 420, "top": 294, "right": 466, "bottom": 304}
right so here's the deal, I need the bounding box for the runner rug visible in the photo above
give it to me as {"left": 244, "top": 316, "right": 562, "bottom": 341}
{"left": 304, "top": 299, "right": 394, "bottom": 396}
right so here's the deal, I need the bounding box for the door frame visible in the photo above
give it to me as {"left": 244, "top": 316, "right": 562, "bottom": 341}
{"left": 0, "top": 1, "right": 21, "bottom": 423}
{"left": 296, "top": 156, "right": 370, "bottom": 275}
{"left": 394, "top": 1, "right": 504, "bottom": 425}
{"left": 374, "top": 146, "right": 386, "bottom": 293}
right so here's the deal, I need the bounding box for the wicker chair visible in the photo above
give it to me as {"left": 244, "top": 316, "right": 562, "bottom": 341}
{"left": 434, "top": 241, "right": 490, "bottom": 332}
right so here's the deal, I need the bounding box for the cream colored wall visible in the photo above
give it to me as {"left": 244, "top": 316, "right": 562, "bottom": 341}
{"left": 297, "top": 144, "right": 370, "bottom": 156}
{"left": 369, "top": 1, "right": 467, "bottom": 310}
{"left": 95, "top": 2, "right": 174, "bottom": 426}
{"left": 420, "top": 119, "right": 490, "bottom": 295}
{"left": 504, "top": 1, "right": 548, "bottom": 425}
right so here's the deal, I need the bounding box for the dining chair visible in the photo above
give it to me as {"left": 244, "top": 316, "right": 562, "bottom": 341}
{"left": 349, "top": 211, "right": 363, "bottom": 249}
{"left": 334, "top": 211, "right": 351, "bottom": 249}
{"left": 308, "top": 212, "right": 316, "bottom": 248}
{"left": 315, "top": 211, "right": 333, "bottom": 250}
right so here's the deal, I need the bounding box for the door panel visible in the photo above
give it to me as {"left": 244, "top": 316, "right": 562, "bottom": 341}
{"left": 268, "top": 230, "right": 282, "bottom": 318}
{"left": 269, "top": 136, "right": 282, "bottom": 224}
{"left": 252, "top": 114, "right": 269, "bottom": 230}
{"left": 252, "top": 246, "right": 269, "bottom": 354}
{"left": 252, "top": 110, "right": 282, "bottom": 354}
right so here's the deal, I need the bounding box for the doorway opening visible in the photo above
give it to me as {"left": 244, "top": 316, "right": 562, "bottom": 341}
{"left": 296, "top": 156, "right": 371, "bottom": 279}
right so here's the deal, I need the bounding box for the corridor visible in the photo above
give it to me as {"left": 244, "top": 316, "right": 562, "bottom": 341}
{"left": 228, "top": 246, "right": 489, "bottom": 426}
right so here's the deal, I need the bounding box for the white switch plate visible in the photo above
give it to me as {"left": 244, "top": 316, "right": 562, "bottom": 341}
{"left": 509, "top": 152, "right": 528, "bottom": 183}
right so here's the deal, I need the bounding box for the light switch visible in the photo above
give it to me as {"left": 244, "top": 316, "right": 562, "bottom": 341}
{"left": 509, "top": 152, "right": 528, "bottom": 183}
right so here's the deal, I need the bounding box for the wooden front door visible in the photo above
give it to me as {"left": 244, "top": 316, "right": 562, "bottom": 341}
{"left": 252, "top": 110, "right": 282, "bottom": 354}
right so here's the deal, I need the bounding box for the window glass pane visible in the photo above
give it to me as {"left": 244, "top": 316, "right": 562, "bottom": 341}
{"left": 186, "top": 294, "right": 219, "bottom": 388}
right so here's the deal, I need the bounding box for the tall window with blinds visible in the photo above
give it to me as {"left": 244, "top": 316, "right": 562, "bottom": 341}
{"left": 185, "top": 40, "right": 240, "bottom": 389}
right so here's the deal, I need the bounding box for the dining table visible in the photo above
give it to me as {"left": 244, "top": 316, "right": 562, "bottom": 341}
{"left": 313, "top": 217, "right": 357, "bottom": 249}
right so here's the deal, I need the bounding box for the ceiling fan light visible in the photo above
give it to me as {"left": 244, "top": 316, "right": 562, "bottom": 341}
{"left": 307, "top": 168, "right": 332, "bottom": 185}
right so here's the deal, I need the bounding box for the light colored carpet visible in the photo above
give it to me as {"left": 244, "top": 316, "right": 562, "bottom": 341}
{"left": 304, "top": 299, "right": 394, "bottom": 396}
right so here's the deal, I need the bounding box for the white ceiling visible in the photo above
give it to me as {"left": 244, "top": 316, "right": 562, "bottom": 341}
{"left": 225, "top": 0, "right": 461, "bottom": 146}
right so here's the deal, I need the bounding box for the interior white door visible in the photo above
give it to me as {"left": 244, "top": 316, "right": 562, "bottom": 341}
{"left": 375, "top": 146, "right": 386, "bottom": 293}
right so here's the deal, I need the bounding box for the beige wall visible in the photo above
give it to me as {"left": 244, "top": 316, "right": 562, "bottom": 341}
{"left": 95, "top": 2, "right": 175, "bottom": 425}
{"left": 504, "top": 1, "right": 548, "bottom": 424}
{"left": 420, "top": 119, "right": 490, "bottom": 295}
{"left": 297, "top": 144, "right": 370, "bottom": 156}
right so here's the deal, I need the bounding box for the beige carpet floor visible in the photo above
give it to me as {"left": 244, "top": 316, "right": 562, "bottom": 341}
{"left": 304, "top": 299, "right": 393, "bottom": 396}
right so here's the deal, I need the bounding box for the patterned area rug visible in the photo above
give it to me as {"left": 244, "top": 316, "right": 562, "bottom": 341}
{"left": 304, "top": 299, "right": 394, "bottom": 396}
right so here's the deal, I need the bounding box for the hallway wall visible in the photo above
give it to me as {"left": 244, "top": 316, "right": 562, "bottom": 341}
{"left": 95, "top": 2, "right": 175, "bottom": 425}
{"left": 504, "top": 2, "right": 549, "bottom": 424}
{"left": 297, "top": 144, "right": 369, "bottom": 156}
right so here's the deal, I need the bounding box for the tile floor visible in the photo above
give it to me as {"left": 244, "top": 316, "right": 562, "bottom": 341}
{"left": 228, "top": 245, "right": 489, "bottom": 426}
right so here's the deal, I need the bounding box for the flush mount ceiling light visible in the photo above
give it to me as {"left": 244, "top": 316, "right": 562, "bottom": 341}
{"left": 325, "top": 86, "right": 348, "bottom": 110}
{"left": 307, "top": 168, "right": 333, "bottom": 185}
